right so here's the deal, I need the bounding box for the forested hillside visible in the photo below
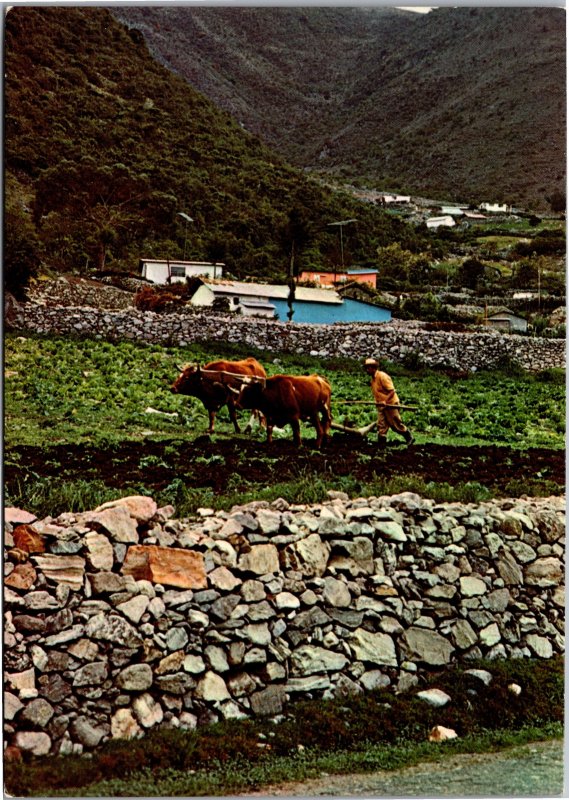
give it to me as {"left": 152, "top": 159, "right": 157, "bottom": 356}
{"left": 112, "top": 6, "right": 566, "bottom": 209}
{"left": 6, "top": 6, "right": 434, "bottom": 288}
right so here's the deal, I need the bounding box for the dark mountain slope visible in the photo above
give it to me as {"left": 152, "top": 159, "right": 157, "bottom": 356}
{"left": 112, "top": 6, "right": 565, "bottom": 209}
{"left": 5, "top": 7, "right": 430, "bottom": 281}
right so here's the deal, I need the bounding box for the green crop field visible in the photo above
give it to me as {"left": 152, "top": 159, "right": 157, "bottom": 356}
{"left": 4, "top": 333, "right": 565, "bottom": 450}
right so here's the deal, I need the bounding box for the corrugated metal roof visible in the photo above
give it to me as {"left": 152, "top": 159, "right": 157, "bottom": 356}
{"left": 204, "top": 281, "right": 343, "bottom": 305}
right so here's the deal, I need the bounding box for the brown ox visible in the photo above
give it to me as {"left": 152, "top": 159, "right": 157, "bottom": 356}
{"left": 233, "top": 373, "right": 332, "bottom": 447}
{"left": 171, "top": 358, "right": 266, "bottom": 433}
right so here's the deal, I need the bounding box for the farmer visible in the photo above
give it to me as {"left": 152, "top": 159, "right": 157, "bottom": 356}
{"left": 363, "top": 357, "right": 414, "bottom": 449}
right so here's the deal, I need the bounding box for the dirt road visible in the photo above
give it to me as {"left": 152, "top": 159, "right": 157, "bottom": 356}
{"left": 241, "top": 739, "right": 564, "bottom": 797}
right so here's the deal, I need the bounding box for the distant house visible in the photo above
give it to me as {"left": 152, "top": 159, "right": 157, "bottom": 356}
{"left": 299, "top": 268, "right": 378, "bottom": 289}
{"left": 479, "top": 203, "right": 511, "bottom": 214}
{"left": 189, "top": 280, "right": 391, "bottom": 324}
{"left": 486, "top": 307, "right": 528, "bottom": 333}
{"left": 377, "top": 193, "right": 411, "bottom": 205}
{"left": 140, "top": 259, "right": 224, "bottom": 284}
{"left": 426, "top": 215, "right": 456, "bottom": 229}
{"left": 441, "top": 206, "right": 465, "bottom": 217}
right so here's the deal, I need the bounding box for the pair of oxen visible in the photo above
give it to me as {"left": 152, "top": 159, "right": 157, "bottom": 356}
{"left": 171, "top": 358, "right": 331, "bottom": 447}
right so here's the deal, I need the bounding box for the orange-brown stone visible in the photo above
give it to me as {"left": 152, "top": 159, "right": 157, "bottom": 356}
{"left": 121, "top": 545, "right": 207, "bottom": 589}
{"left": 13, "top": 525, "right": 45, "bottom": 554}
{"left": 5, "top": 562, "right": 37, "bottom": 591}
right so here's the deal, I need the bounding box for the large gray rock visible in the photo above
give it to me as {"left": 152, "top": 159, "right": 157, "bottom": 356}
{"left": 291, "top": 645, "right": 349, "bottom": 675}
{"left": 400, "top": 627, "right": 454, "bottom": 666}
{"left": 349, "top": 629, "right": 397, "bottom": 667}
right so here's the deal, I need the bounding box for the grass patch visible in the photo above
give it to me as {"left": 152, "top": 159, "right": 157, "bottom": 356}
{"left": 6, "top": 470, "right": 548, "bottom": 520}
{"left": 4, "top": 333, "right": 565, "bottom": 450}
{"left": 5, "top": 657, "right": 563, "bottom": 797}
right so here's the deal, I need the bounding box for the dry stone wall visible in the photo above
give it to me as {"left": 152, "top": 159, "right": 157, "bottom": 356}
{"left": 4, "top": 492, "right": 565, "bottom": 757}
{"left": 5, "top": 301, "right": 565, "bottom": 371}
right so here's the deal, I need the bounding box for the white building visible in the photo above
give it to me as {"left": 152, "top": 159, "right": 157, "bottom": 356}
{"left": 479, "top": 203, "right": 511, "bottom": 214}
{"left": 139, "top": 259, "right": 224, "bottom": 284}
{"left": 426, "top": 215, "right": 456, "bottom": 229}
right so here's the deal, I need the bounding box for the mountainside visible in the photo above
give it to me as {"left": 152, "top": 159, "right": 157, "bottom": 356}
{"left": 112, "top": 6, "right": 566, "bottom": 210}
{"left": 5, "top": 7, "right": 430, "bottom": 284}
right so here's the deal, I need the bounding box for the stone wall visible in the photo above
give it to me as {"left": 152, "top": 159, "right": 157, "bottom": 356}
{"left": 5, "top": 301, "right": 566, "bottom": 371}
{"left": 4, "top": 492, "right": 565, "bottom": 757}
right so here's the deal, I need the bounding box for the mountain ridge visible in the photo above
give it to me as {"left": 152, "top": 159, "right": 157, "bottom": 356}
{"left": 112, "top": 6, "right": 566, "bottom": 210}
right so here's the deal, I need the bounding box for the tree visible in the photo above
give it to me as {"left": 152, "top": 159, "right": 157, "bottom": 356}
{"left": 4, "top": 202, "right": 41, "bottom": 300}
{"left": 34, "top": 158, "right": 175, "bottom": 271}
{"left": 456, "top": 257, "right": 486, "bottom": 290}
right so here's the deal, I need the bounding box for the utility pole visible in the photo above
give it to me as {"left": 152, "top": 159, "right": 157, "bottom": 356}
{"left": 177, "top": 212, "right": 193, "bottom": 261}
{"left": 327, "top": 218, "right": 357, "bottom": 282}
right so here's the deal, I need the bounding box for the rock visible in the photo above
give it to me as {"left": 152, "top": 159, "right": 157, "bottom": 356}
{"left": 451, "top": 619, "right": 478, "bottom": 650}
{"left": 5, "top": 562, "right": 37, "bottom": 591}
{"left": 30, "top": 555, "right": 85, "bottom": 591}
{"left": 496, "top": 550, "right": 523, "bottom": 585}
{"left": 85, "top": 613, "right": 143, "bottom": 648}
{"left": 86, "top": 506, "right": 139, "bottom": 543}
{"left": 13, "top": 524, "right": 45, "bottom": 554}
{"left": 132, "top": 693, "right": 164, "bottom": 728}
{"left": 195, "top": 671, "right": 230, "bottom": 702}
{"left": 250, "top": 685, "right": 286, "bottom": 716}
{"left": 282, "top": 534, "right": 330, "bottom": 576}
{"left": 5, "top": 508, "right": 37, "bottom": 525}
{"left": 15, "top": 731, "right": 51, "bottom": 755}
{"left": 374, "top": 520, "right": 407, "bottom": 542}
{"left": 117, "top": 595, "right": 150, "bottom": 624}
{"left": 84, "top": 532, "right": 114, "bottom": 571}
{"left": 459, "top": 576, "right": 487, "bottom": 597}
{"left": 479, "top": 623, "right": 501, "bottom": 647}
{"left": 95, "top": 495, "right": 158, "bottom": 523}
{"left": 400, "top": 627, "right": 454, "bottom": 666}
{"left": 111, "top": 708, "right": 142, "bottom": 739}
{"left": 4, "top": 692, "right": 24, "bottom": 720}
{"left": 237, "top": 544, "right": 280, "bottom": 576}
{"left": 291, "top": 645, "right": 349, "bottom": 675}
{"left": 117, "top": 664, "right": 153, "bottom": 691}
{"left": 208, "top": 566, "right": 242, "bottom": 591}
{"left": 464, "top": 669, "right": 493, "bottom": 686}
{"left": 524, "top": 557, "right": 563, "bottom": 587}
{"left": 73, "top": 662, "right": 108, "bottom": 687}
{"left": 416, "top": 689, "right": 451, "bottom": 707}
{"left": 508, "top": 683, "right": 522, "bottom": 696}
{"left": 122, "top": 545, "right": 207, "bottom": 589}
{"left": 349, "top": 629, "right": 397, "bottom": 667}
{"left": 429, "top": 725, "right": 458, "bottom": 742}
{"left": 322, "top": 576, "right": 351, "bottom": 607}
{"left": 256, "top": 509, "right": 282, "bottom": 535}
{"left": 526, "top": 634, "right": 554, "bottom": 658}
{"left": 70, "top": 717, "right": 106, "bottom": 747}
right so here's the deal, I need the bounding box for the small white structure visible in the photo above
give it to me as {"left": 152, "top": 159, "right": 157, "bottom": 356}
{"left": 426, "top": 215, "right": 456, "bottom": 229}
{"left": 480, "top": 203, "right": 511, "bottom": 214}
{"left": 140, "top": 259, "right": 224, "bottom": 284}
{"left": 487, "top": 307, "right": 528, "bottom": 333}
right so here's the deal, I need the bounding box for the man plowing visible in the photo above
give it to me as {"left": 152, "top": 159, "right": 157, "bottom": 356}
{"left": 363, "top": 357, "right": 414, "bottom": 449}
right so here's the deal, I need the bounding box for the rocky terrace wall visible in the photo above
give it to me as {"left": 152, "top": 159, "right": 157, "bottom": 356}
{"left": 4, "top": 492, "right": 565, "bottom": 757}
{"left": 5, "top": 300, "right": 565, "bottom": 372}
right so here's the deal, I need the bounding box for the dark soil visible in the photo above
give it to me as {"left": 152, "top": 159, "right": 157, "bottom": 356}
{"left": 5, "top": 435, "right": 565, "bottom": 497}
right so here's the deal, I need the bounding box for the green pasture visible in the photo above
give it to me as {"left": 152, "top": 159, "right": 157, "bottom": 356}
{"left": 4, "top": 333, "right": 565, "bottom": 451}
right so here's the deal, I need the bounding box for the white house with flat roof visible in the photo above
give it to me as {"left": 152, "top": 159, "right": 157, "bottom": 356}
{"left": 426, "top": 215, "right": 456, "bottom": 229}
{"left": 140, "top": 259, "right": 224, "bottom": 284}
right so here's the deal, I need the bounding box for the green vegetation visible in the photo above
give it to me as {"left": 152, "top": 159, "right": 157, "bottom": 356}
{"left": 4, "top": 657, "right": 563, "bottom": 796}
{"left": 5, "top": 333, "right": 565, "bottom": 451}
{"left": 4, "top": 333, "right": 564, "bottom": 517}
{"left": 5, "top": 6, "right": 437, "bottom": 294}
